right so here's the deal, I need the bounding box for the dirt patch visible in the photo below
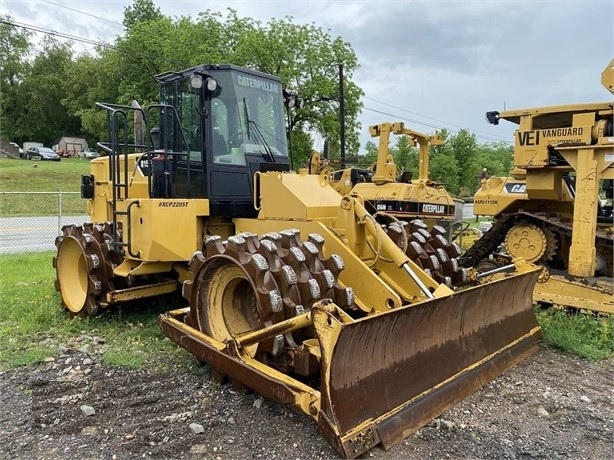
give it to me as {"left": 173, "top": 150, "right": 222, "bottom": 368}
{"left": 1, "top": 343, "right": 612, "bottom": 459}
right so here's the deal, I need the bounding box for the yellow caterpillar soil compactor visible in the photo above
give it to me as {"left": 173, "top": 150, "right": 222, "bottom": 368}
{"left": 309, "top": 122, "right": 471, "bottom": 287}
{"left": 309, "top": 122, "right": 463, "bottom": 227}
{"left": 460, "top": 59, "right": 614, "bottom": 314}
{"left": 53, "top": 64, "right": 541, "bottom": 458}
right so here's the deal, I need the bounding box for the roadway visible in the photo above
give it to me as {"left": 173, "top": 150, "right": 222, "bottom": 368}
{"left": 0, "top": 215, "right": 88, "bottom": 254}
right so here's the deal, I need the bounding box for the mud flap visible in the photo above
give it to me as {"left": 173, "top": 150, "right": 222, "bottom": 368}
{"left": 314, "top": 268, "right": 541, "bottom": 458}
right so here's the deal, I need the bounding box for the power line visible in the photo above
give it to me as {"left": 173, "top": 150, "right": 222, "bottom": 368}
{"left": 40, "top": 0, "right": 125, "bottom": 29}
{"left": 3, "top": 19, "right": 188, "bottom": 70}
{"left": 4, "top": 19, "right": 118, "bottom": 50}
{"left": 363, "top": 106, "right": 441, "bottom": 130}
{"left": 363, "top": 106, "right": 512, "bottom": 144}
{"left": 364, "top": 95, "right": 510, "bottom": 142}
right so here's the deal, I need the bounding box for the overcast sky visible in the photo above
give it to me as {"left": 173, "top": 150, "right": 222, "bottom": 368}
{"left": 3, "top": 0, "right": 613, "bottom": 151}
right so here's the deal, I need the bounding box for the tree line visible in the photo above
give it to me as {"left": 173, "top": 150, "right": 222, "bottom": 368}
{"left": 0, "top": 0, "right": 512, "bottom": 195}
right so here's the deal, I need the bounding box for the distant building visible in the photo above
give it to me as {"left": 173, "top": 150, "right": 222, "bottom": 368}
{"left": 53, "top": 136, "right": 88, "bottom": 155}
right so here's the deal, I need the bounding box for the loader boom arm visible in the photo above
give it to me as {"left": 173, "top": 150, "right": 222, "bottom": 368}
{"left": 369, "top": 122, "right": 444, "bottom": 184}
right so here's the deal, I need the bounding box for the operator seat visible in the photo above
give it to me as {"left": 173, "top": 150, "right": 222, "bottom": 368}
{"left": 212, "top": 129, "right": 229, "bottom": 156}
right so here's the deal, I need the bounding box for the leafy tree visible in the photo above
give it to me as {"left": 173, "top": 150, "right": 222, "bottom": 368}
{"left": 18, "top": 38, "right": 81, "bottom": 146}
{"left": 246, "top": 17, "right": 363, "bottom": 168}
{"left": 428, "top": 129, "right": 460, "bottom": 194}
{"left": 89, "top": 5, "right": 364, "bottom": 169}
{"left": 475, "top": 142, "right": 514, "bottom": 176}
{"left": 63, "top": 50, "right": 123, "bottom": 145}
{"left": 391, "top": 135, "right": 418, "bottom": 177}
{"left": 430, "top": 151, "right": 460, "bottom": 195}
{"left": 357, "top": 140, "right": 378, "bottom": 168}
{"left": 0, "top": 17, "right": 31, "bottom": 143}
{"left": 448, "top": 129, "right": 479, "bottom": 195}
{"left": 114, "top": 16, "right": 183, "bottom": 106}
{"left": 123, "top": 0, "right": 163, "bottom": 28}
{"left": 289, "top": 129, "right": 313, "bottom": 169}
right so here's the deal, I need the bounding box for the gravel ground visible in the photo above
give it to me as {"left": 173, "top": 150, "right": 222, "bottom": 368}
{"left": 1, "top": 342, "right": 612, "bottom": 460}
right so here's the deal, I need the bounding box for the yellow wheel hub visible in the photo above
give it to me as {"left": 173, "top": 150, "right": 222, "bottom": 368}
{"left": 53, "top": 222, "right": 123, "bottom": 317}
{"left": 196, "top": 260, "right": 261, "bottom": 356}
{"left": 183, "top": 231, "right": 355, "bottom": 364}
{"left": 504, "top": 223, "right": 547, "bottom": 263}
{"left": 56, "top": 237, "right": 89, "bottom": 314}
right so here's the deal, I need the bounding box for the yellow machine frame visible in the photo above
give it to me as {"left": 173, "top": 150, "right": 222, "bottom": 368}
{"left": 470, "top": 59, "right": 614, "bottom": 313}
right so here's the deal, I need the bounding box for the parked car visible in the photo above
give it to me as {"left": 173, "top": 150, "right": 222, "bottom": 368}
{"left": 80, "top": 148, "right": 100, "bottom": 159}
{"left": 25, "top": 146, "right": 61, "bottom": 161}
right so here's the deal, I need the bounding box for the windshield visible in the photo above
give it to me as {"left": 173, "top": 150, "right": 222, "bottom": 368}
{"left": 211, "top": 70, "right": 288, "bottom": 163}
{"left": 157, "top": 67, "right": 288, "bottom": 165}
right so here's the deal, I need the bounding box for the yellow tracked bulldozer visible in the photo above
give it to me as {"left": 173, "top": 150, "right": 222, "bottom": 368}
{"left": 53, "top": 64, "right": 542, "bottom": 457}
{"left": 460, "top": 59, "right": 614, "bottom": 314}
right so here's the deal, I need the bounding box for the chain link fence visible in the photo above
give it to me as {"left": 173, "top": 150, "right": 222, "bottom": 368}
{"left": 0, "top": 192, "right": 89, "bottom": 256}
{"left": 0, "top": 193, "right": 479, "bottom": 257}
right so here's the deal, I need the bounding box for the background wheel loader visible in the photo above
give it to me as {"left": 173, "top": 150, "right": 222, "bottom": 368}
{"left": 459, "top": 58, "right": 614, "bottom": 314}
{"left": 53, "top": 63, "right": 542, "bottom": 458}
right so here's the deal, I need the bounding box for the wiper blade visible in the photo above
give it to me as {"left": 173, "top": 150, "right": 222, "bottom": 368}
{"left": 248, "top": 120, "right": 276, "bottom": 162}
{"left": 243, "top": 98, "right": 275, "bottom": 162}
{"left": 243, "top": 98, "right": 251, "bottom": 142}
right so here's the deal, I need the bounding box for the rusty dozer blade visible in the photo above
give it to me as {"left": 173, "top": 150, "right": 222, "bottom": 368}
{"left": 160, "top": 267, "right": 541, "bottom": 459}
{"left": 315, "top": 269, "right": 541, "bottom": 457}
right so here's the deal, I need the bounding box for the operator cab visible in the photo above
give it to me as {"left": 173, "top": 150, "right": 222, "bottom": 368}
{"left": 153, "top": 64, "right": 290, "bottom": 216}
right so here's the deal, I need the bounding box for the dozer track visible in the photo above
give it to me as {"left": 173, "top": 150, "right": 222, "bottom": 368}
{"left": 458, "top": 212, "right": 614, "bottom": 313}
{"left": 460, "top": 212, "right": 613, "bottom": 270}
{"left": 458, "top": 215, "right": 515, "bottom": 268}
{"left": 160, "top": 228, "right": 542, "bottom": 458}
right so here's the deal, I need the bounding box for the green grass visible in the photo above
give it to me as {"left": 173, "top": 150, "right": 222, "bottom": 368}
{"left": 535, "top": 307, "right": 613, "bottom": 360}
{"left": 0, "top": 190, "right": 87, "bottom": 217}
{"left": 0, "top": 157, "right": 90, "bottom": 216}
{"left": 0, "top": 251, "right": 190, "bottom": 371}
{"left": 0, "top": 157, "right": 90, "bottom": 192}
